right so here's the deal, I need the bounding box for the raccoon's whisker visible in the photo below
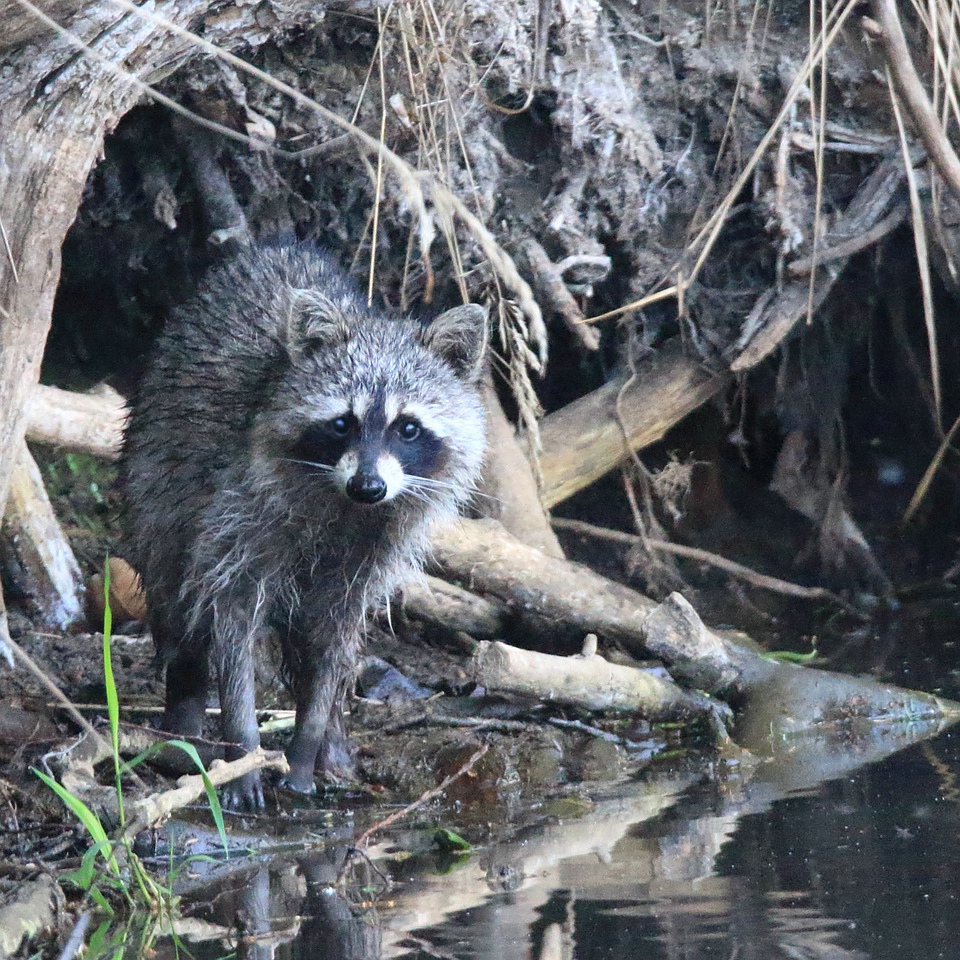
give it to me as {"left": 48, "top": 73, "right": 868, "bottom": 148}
{"left": 404, "top": 475, "right": 465, "bottom": 493}
{"left": 405, "top": 475, "right": 497, "bottom": 504}
{"left": 280, "top": 457, "right": 337, "bottom": 474}
{"left": 401, "top": 486, "right": 435, "bottom": 506}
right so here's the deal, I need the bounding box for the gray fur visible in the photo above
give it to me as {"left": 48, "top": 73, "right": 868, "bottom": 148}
{"left": 121, "top": 244, "right": 487, "bottom": 808}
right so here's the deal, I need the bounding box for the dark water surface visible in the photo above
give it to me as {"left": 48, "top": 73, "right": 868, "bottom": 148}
{"left": 155, "top": 718, "right": 960, "bottom": 960}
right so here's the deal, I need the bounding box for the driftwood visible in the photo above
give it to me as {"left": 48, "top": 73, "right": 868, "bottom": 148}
{"left": 643, "top": 593, "right": 960, "bottom": 740}
{"left": 553, "top": 516, "right": 850, "bottom": 605}
{"left": 124, "top": 747, "right": 288, "bottom": 834}
{"left": 1, "top": 439, "right": 83, "bottom": 631}
{"left": 431, "top": 518, "right": 655, "bottom": 651}
{"left": 402, "top": 575, "right": 510, "bottom": 642}
{"left": 24, "top": 384, "right": 126, "bottom": 459}
{"left": 538, "top": 338, "right": 730, "bottom": 507}
{"left": 15, "top": 379, "right": 949, "bottom": 748}
{"left": 473, "top": 638, "right": 723, "bottom": 723}
{"left": 0, "top": 874, "right": 62, "bottom": 960}
{"left": 53, "top": 720, "right": 287, "bottom": 827}
{"left": 477, "top": 382, "right": 564, "bottom": 557}
{"left": 0, "top": 0, "right": 326, "bottom": 656}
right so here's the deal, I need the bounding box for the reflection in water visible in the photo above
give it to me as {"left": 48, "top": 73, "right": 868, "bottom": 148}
{"left": 166, "top": 721, "right": 960, "bottom": 959}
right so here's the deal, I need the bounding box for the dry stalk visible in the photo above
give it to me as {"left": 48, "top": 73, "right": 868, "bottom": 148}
{"left": 867, "top": 0, "right": 960, "bottom": 203}
{"left": 887, "top": 65, "right": 942, "bottom": 432}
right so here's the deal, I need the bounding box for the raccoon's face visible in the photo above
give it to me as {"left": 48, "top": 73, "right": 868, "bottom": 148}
{"left": 265, "top": 297, "right": 487, "bottom": 514}
{"left": 288, "top": 396, "right": 447, "bottom": 506}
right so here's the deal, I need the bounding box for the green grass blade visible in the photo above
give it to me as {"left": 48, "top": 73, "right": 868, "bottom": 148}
{"left": 101, "top": 557, "right": 125, "bottom": 827}
{"left": 164, "top": 739, "right": 230, "bottom": 856}
{"left": 33, "top": 768, "right": 110, "bottom": 847}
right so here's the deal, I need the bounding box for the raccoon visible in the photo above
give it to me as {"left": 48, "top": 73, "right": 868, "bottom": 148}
{"left": 122, "top": 244, "right": 487, "bottom": 808}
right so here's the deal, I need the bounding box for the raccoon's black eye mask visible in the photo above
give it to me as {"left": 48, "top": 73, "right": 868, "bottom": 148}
{"left": 388, "top": 418, "right": 444, "bottom": 478}
{"left": 290, "top": 415, "right": 358, "bottom": 466}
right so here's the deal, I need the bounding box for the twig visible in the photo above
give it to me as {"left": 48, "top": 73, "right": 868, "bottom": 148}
{"left": 378, "top": 715, "right": 534, "bottom": 734}
{"left": 579, "top": 285, "right": 679, "bottom": 325}
{"left": 56, "top": 911, "right": 91, "bottom": 960}
{"left": 552, "top": 517, "right": 848, "bottom": 605}
{"left": 786, "top": 201, "right": 909, "bottom": 275}
{"left": 123, "top": 747, "right": 288, "bottom": 835}
{"left": 351, "top": 744, "right": 489, "bottom": 851}
{"left": 904, "top": 407, "right": 960, "bottom": 522}
{"left": 522, "top": 239, "right": 600, "bottom": 351}
{"left": 6, "top": 637, "right": 114, "bottom": 754}
{"left": 0, "top": 213, "right": 16, "bottom": 285}
{"left": 887, "top": 62, "right": 941, "bottom": 430}
{"left": 545, "top": 716, "right": 627, "bottom": 744}
{"left": 864, "top": 0, "right": 960, "bottom": 204}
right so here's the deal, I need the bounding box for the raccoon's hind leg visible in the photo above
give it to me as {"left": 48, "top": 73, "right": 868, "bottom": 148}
{"left": 162, "top": 649, "right": 210, "bottom": 738}
{"left": 155, "top": 621, "right": 210, "bottom": 739}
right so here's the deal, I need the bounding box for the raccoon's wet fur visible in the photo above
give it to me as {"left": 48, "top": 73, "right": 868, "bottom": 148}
{"left": 122, "top": 244, "right": 487, "bottom": 808}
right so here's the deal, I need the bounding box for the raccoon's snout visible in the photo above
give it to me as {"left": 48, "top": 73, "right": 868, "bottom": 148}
{"left": 346, "top": 470, "right": 387, "bottom": 504}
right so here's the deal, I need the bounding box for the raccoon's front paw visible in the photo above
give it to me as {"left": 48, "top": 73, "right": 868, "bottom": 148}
{"left": 220, "top": 770, "right": 265, "bottom": 811}
{"left": 276, "top": 770, "right": 318, "bottom": 796}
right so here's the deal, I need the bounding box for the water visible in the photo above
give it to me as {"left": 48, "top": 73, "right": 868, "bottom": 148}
{"left": 156, "top": 719, "right": 960, "bottom": 959}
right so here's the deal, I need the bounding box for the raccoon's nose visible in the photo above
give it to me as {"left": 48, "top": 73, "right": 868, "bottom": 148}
{"left": 346, "top": 471, "right": 387, "bottom": 504}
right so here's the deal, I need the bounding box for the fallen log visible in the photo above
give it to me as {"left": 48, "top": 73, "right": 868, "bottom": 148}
{"left": 473, "top": 638, "right": 724, "bottom": 723}
{"left": 24, "top": 383, "right": 125, "bottom": 459}
{"left": 642, "top": 593, "right": 960, "bottom": 738}
{"left": 1, "top": 440, "right": 83, "bottom": 631}
{"left": 431, "top": 518, "right": 655, "bottom": 649}
{"left": 402, "top": 575, "right": 510, "bottom": 642}
{"left": 538, "top": 338, "right": 730, "bottom": 507}
{"left": 478, "top": 381, "right": 564, "bottom": 557}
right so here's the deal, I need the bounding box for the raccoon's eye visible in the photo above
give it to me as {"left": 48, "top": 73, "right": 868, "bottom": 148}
{"left": 330, "top": 415, "right": 352, "bottom": 437}
{"left": 395, "top": 418, "right": 421, "bottom": 442}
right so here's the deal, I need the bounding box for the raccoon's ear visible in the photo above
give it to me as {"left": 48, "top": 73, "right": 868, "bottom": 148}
{"left": 285, "top": 288, "right": 350, "bottom": 354}
{"left": 422, "top": 303, "right": 488, "bottom": 381}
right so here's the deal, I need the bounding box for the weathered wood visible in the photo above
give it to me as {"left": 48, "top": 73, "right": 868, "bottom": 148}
{"left": 402, "top": 575, "right": 510, "bottom": 641}
{"left": 538, "top": 338, "right": 731, "bottom": 507}
{"left": 24, "top": 384, "right": 126, "bottom": 459}
{"left": 1, "top": 440, "right": 83, "bottom": 630}
{"left": 431, "top": 518, "right": 656, "bottom": 650}
{"left": 643, "top": 593, "right": 960, "bottom": 741}
{"left": 474, "top": 639, "right": 715, "bottom": 720}
{"left": 478, "top": 381, "right": 564, "bottom": 556}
